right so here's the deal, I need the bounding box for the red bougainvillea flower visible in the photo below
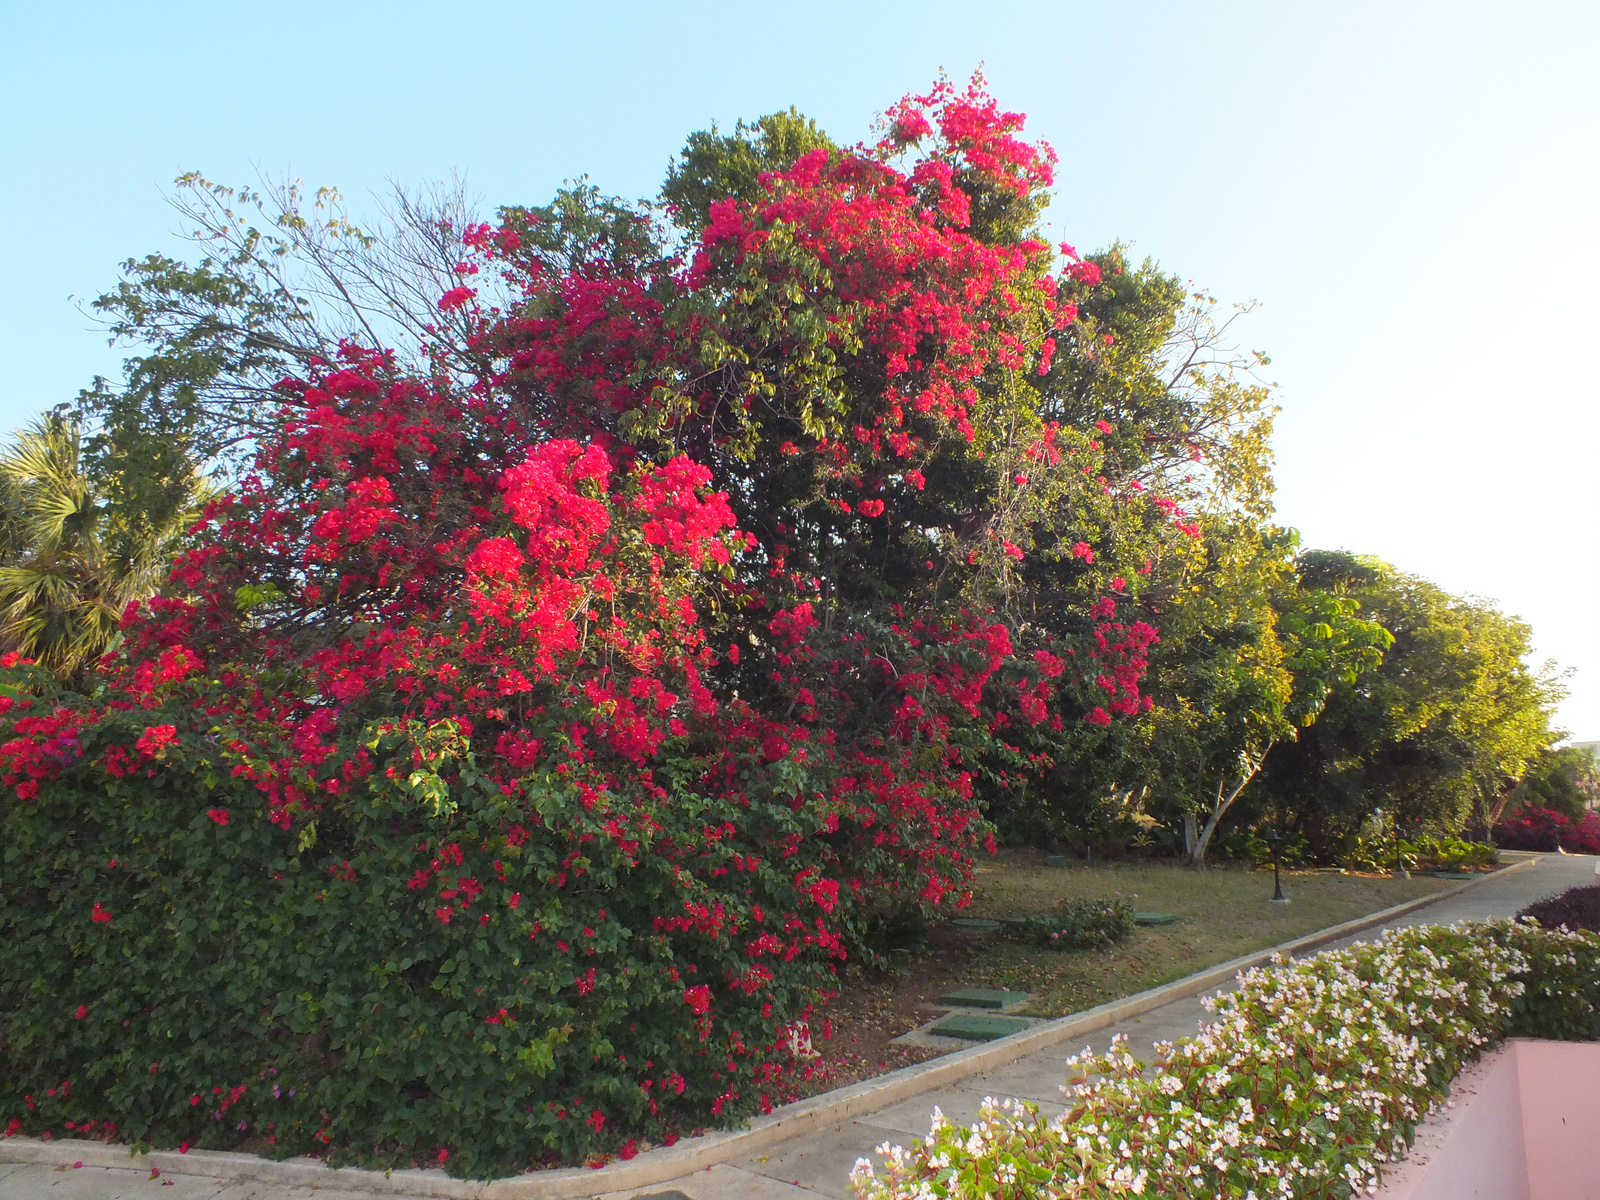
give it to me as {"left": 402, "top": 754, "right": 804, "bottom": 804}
{"left": 134, "top": 725, "right": 178, "bottom": 756}
{"left": 683, "top": 985, "right": 713, "bottom": 1015}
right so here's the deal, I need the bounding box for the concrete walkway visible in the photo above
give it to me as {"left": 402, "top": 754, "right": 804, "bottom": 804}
{"left": 4, "top": 853, "right": 1594, "bottom": 1200}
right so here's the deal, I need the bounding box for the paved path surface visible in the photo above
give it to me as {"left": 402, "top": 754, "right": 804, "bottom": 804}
{"left": 4, "top": 853, "right": 1594, "bottom": 1200}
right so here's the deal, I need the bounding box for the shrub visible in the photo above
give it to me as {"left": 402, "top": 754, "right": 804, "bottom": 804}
{"left": 1338, "top": 829, "right": 1411, "bottom": 873}
{"left": 0, "top": 417, "right": 997, "bottom": 1174}
{"left": 0, "top": 664, "right": 891, "bottom": 1177}
{"left": 1215, "top": 827, "right": 1312, "bottom": 869}
{"left": 1415, "top": 834, "right": 1498, "bottom": 870}
{"left": 1338, "top": 831, "right": 1497, "bottom": 873}
{"left": 1010, "top": 898, "right": 1134, "bottom": 950}
{"left": 1519, "top": 885, "right": 1600, "bottom": 934}
{"left": 1496, "top": 805, "right": 1600, "bottom": 855}
{"left": 851, "top": 920, "right": 1600, "bottom": 1199}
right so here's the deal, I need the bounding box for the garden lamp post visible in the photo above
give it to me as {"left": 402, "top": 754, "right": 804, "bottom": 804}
{"left": 1269, "top": 830, "right": 1288, "bottom": 903}
{"left": 1392, "top": 810, "right": 1409, "bottom": 879}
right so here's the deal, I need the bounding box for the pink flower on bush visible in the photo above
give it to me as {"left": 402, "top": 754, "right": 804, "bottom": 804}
{"left": 683, "top": 984, "right": 712, "bottom": 1015}
{"left": 465, "top": 537, "right": 525, "bottom": 579}
{"left": 807, "top": 878, "right": 840, "bottom": 914}
{"left": 635, "top": 456, "right": 737, "bottom": 569}
{"left": 135, "top": 725, "right": 177, "bottom": 756}
{"left": 1069, "top": 260, "right": 1102, "bottom": 286}
{"left": 1497, "top": 806, "right": 1600, "bottom": 855}
{"left": 889, "top": 108, "right": 932, "bottom": 144}
{"left": 768, "top": 603, "right": 819, "bottom": 648}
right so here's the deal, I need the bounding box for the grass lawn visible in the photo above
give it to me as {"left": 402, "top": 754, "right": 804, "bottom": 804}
{"left": 963, "top": 850, "right": 1456, "bottom": 1016}
{"left": 806, "top": 848, "right": 1468, "bottom": 1093}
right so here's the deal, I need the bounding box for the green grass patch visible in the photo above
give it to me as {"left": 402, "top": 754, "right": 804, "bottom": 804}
{"left": 961, "top": 852, "right": 1455, "bottom": 1016}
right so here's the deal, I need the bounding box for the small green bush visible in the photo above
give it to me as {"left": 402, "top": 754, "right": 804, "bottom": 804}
{"left": 1010, "top": 898, "right": 1133, "bottom": 950}
{"left": 1416, "top": 834, "right": 1498, "bottom": 870}
{"left": 1340, "top": 831, "right": 1497, "bottom": 873}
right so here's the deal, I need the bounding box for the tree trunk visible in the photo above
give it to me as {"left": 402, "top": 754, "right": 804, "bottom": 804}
{"left": 1483, "top": 781, "right": 1517, "bottom": 844}
{"left": 1187, "top": 754, "right": 1267, "bottom": 866}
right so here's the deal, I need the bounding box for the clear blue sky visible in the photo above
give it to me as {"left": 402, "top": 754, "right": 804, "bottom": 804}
{"left": 2, "top": 0, "right": 1596, "bottom": 735}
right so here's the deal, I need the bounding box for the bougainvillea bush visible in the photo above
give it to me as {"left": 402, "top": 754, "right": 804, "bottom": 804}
{"left": 0, "top": 79, "right": 1211, "bottom": 1176}
{"left": 1496, "top": 804, "right": 1600, "bottom": 855}
{"left": 851, "top": 920, "right": 1600, "bottom": 1200}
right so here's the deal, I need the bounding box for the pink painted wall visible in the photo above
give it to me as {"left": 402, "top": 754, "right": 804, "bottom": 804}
{"left": 1375, "top": 1039, "right": 1600, "bottom": 1200}
{"left": 1377, "top": 1041, "right": 1528, "bottom": 1200}
{"left": 1515, "top": 1040, "right": 1600, "bottom": 1200}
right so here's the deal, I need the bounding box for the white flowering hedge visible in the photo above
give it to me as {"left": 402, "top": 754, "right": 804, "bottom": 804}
{"left": 851, "top": 920, "right": 1600, "bottom": 1200}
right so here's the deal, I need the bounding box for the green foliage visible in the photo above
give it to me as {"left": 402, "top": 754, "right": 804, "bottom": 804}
{"left": 1339, "top": 824, "right": 1499, "bottom": 874}
{"left": 972, "top": 264, "right": 1289, "bottom": 847}
{"left": 1009, "top": 898, "right": 1134, "bottom": 950}
{"left": 1212, "top": 826, "right": 1313, "bottom": 868}
{"left": 0, "top": 415, "right": 208, "bottom": 678}
{"left": 1136, "top": 532, "right": 1391, "bottom": 863}
{"left": 1504, "top": 745, "right": 1596, "bottom": 823}
{"left": 1259, "top": 558, "right": 1564, "bottom": 855}
{"left": 660, "top": 109, "right": 837, "bottom": 235}
{"left": 0, "top": 684, "right": 860, "bottom": 1176}
{"left": 1420, "top": 836, "right": 1499, "bottom": 870}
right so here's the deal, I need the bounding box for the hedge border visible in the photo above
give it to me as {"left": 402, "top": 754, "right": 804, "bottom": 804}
{"left": 0, "top": 855, "right": 1541, "bottom": 1198}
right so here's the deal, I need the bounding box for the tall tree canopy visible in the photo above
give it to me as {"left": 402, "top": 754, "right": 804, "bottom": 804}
{"left": 1256, "top": 554, "right": 1564, "bottom": 853}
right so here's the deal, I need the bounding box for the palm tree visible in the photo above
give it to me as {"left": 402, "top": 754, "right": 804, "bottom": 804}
{"left": 0, "top": 414, "right": 209, "bottom": 679}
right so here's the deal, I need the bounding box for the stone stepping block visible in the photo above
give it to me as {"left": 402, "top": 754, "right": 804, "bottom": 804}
{"left": 931, "top": 1013, "right": 1032, "bottom": 1042}
{"left": 1428, "top": 871, "right": 1474, "bottom": 880}
{"left": 1133, "top": 912, "right": 1177, "bottom": 926}
{"left": 937, "top": 987, "right": 1029, "bottom": 1010}
{"left": 949, "top": 917, "right": 1004, "bottom": 932}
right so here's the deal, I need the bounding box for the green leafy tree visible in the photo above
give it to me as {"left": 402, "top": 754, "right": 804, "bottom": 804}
{"left": 660, "top": 108, "right": 838, "bottom": 234}
{"left": 1505, "top": 745, "right": 1598, "bottom": 822}
{"left": 1258, "top": 558, "right": 1564, "bottom": 853}
{"left": 1138, "top": 534, "right": 1390, "bottom": 864}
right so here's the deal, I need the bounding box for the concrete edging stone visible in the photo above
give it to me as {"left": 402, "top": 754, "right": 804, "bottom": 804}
{"left": 0, "top": 856, "right": 1541, "bottom": 1198}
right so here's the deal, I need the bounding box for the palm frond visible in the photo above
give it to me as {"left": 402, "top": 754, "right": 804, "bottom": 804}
{"left": 0, "top": 414, "right": 211, "bottom": 679}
